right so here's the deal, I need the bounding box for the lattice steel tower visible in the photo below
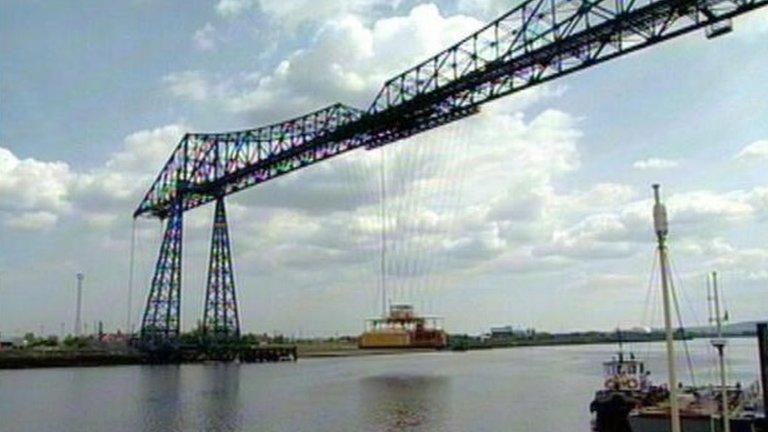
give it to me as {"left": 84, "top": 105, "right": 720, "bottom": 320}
{"left": 140, "top": 201, "right": 183, "bottom": 344}
{"left": 202, "top": 197, "right": 241, "bottom": 341}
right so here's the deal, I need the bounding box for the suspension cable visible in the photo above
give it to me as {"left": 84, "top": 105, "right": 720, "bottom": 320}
{"left": 666, "top": 255, "right": 697, "bottom": 387}
{"left": 379, "top": 146, "right": 387, "bottom": 316}
{"left": 127, "top": 218, "right": 137, "bottom": 334}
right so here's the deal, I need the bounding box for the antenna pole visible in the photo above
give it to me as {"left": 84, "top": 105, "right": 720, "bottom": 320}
{"left": 75, "top": 273, "right": 84, "bottom": 337}
{"left": 706, "top": 275, "right": 713, "bottom": 328}
{"left": 711, "top": 271, "right": 731, "bottom": 432}
{"left": 653, "top": 184, "right": 681, "bottom": 432}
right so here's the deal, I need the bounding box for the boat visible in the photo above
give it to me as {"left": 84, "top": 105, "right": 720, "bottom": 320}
{"left": 590, "top": 331, "right": 663, "bottom": 431}
{"left": 629, "top": 383, "right": 764, "bottom": 432}
{"left": 596, "top": 334, "right": 653, "bottom": 394}
{"left": 629, "top": 271, "right": 765, "bottom": 432}
{"left": 358, "top": 304, "right": 447, "bottom": 349}
{"left": 589, "top": 185, "right": 766, "bottom": 432}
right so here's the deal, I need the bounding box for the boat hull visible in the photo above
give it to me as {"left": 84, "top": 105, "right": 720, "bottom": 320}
{"left": 358, "top": 329, "right": 447, "bottom": 349}
{"left": 629, "top": 413, "right": 761, "bottom": 432}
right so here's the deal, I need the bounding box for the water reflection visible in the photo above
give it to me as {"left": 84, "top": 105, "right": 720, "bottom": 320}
{"left": 138, "top": 366, "right": 183, "bottom": 432}
{"left": 200, "top": 364, "right": 242, "bottom": 432}
{"left": 359, "top": 374, "right": 451, "bottom": 432}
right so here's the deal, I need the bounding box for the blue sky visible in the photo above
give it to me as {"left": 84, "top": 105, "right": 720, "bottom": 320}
{"left": 1, "top": 0, "right": 767, "bottom": 337}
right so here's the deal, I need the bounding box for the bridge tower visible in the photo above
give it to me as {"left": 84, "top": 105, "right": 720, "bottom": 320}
{"left": 140, "top": 200, "right": 183, "bottom": 345}
{"left": 202, "top": 197, "right": 241, "bottom": 342}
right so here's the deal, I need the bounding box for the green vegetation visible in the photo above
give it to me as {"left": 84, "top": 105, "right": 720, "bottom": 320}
{"left": 21, "top": 333, "right": 60, "bottom": 348}
{"left": 62, "top": 336, "right": 89, "bottom": 349}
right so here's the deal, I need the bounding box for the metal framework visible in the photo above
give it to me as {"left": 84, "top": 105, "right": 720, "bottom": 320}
{"left": 202, "top": 198, "right": 241, "bottom": 342}
{"left": 135, "top": 0, "right": 767, "bottom": 344}
{"left": 140, "top": 201, "right": 183, "bottom": 343}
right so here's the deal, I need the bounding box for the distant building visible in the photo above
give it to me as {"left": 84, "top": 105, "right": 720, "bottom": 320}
{"left": 489, "top": 326, "right": 535, "bottom": 339}
{"left": 0, "top": 337, "right": 24, "bottom": 350}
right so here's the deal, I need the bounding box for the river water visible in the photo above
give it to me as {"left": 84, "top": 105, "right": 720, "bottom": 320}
{"left": 0, "top": 338, "right": 761, "bottom": 432}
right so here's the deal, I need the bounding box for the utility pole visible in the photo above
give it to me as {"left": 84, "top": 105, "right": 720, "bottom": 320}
{"left": 653, "top": 184, "right": 681, "bottom": 432}
{"left": 75, "top": 273, "right": 84, "bottom": 337}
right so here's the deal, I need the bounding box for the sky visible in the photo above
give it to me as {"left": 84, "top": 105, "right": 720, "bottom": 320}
{"left": 1, "top": 0, "right": 767, "bottom": 338}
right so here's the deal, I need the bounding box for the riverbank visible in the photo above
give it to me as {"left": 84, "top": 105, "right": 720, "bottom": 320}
{"left": 0, "top": 334, "right": 751, "bottom": 369}
{"left": 0, "top": 350, "right": 146, "bottom": 369}
{"left": 0, "top": 345, "right": 299, "bottom": 369}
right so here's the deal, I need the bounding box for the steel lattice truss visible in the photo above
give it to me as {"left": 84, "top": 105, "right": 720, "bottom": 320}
{"left": 135, "top": 104, "right": 364, "bottom": 219}
{"left": 140, "top": 203, "right": 183, "bottom": 343}
{"left": 203, "top": 198, "right": 241, "bottom": 342}
{"left": 135, "top": 0, "right": 767, "bottom": 220}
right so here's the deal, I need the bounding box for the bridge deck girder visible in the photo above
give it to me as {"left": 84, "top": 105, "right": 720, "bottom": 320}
{"left": 135, "top": 0, "right": 766, "bottom": 220}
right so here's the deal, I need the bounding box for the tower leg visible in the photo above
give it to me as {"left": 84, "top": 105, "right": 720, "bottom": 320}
{"left": 202, "top": 197, "right": 241, "bottom": 343}
{"left": 140, "top": 204, "right": 183, "bottom": 346}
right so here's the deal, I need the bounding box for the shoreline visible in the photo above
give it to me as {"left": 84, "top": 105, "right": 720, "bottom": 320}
{"left": 0, "top": 351, "right": 146, "bottom": 370}
{"left": 0, "top": 335, "right": 756, "bottom": 370}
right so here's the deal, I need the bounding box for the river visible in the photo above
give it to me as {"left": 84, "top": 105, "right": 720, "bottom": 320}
{"left": 0, "top": 338, "right": 761, "bottom": 431}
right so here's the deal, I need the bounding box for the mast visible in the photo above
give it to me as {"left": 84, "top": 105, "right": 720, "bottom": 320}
{"left": 710, "top": 271, "right": 731, "bottom": 432}
{"left": 653, "top": 184, "right": 681, "bottom": 432}
{"left": 617, "top": 328, "right": 625, "bottom": 363}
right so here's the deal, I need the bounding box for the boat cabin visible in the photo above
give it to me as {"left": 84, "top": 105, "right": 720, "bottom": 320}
{"left": 602, "top": 352, "right": 649, "bottom": 392}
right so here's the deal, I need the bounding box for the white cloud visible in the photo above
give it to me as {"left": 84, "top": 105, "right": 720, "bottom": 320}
{"left": 0, "top": 147, "right": 75, "bottom": 229}
{"left": 0, "top": 124, "right": 185, "bottom": 231}
{"left": 531, "top": 183, "right": 768, "bottom": 263}
{"left": 171, "top": 5, "right": 484, "bottom": 122}
{"left": 456, "top": 0, "right": 515, "bottom": 18}
{"left": 163, "top": 71, "right": 211, "bottom": 102}
{"left": 193, "top": 23, "right": 216, "bottom": 51}
{"left": 73, "top": 124, "right": 186, "bottom": 226}
{"left": 4, "top": 211, "right": 58, "bottom": 231}
{"left": 174, "top": 3, "right": 567, "bottom": 125}
{"left": 633, "top": 158, "right": 679, "bottom": 170}
{"left": 257, "top": 0, "right": 396, "bottom": 30}
{"left": 105, "top": 124, "right": 186, "bottom": 173}
{"left": 735, "top": 8, "right": 768, "bottom": 37}
{"left": 216, "top": 0, "right": 256, "bottom": 18}
{"left": 669, "top": 190, "right": 755, "bottom": 228}
{"left": 558, "top": 183, "right": 637, "bottom": 216}
{"left": 734, "top": 139, "right": 768, "bottom": 162}
{"left": 534, "top": 213, "right": 636, "bottom": 260}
